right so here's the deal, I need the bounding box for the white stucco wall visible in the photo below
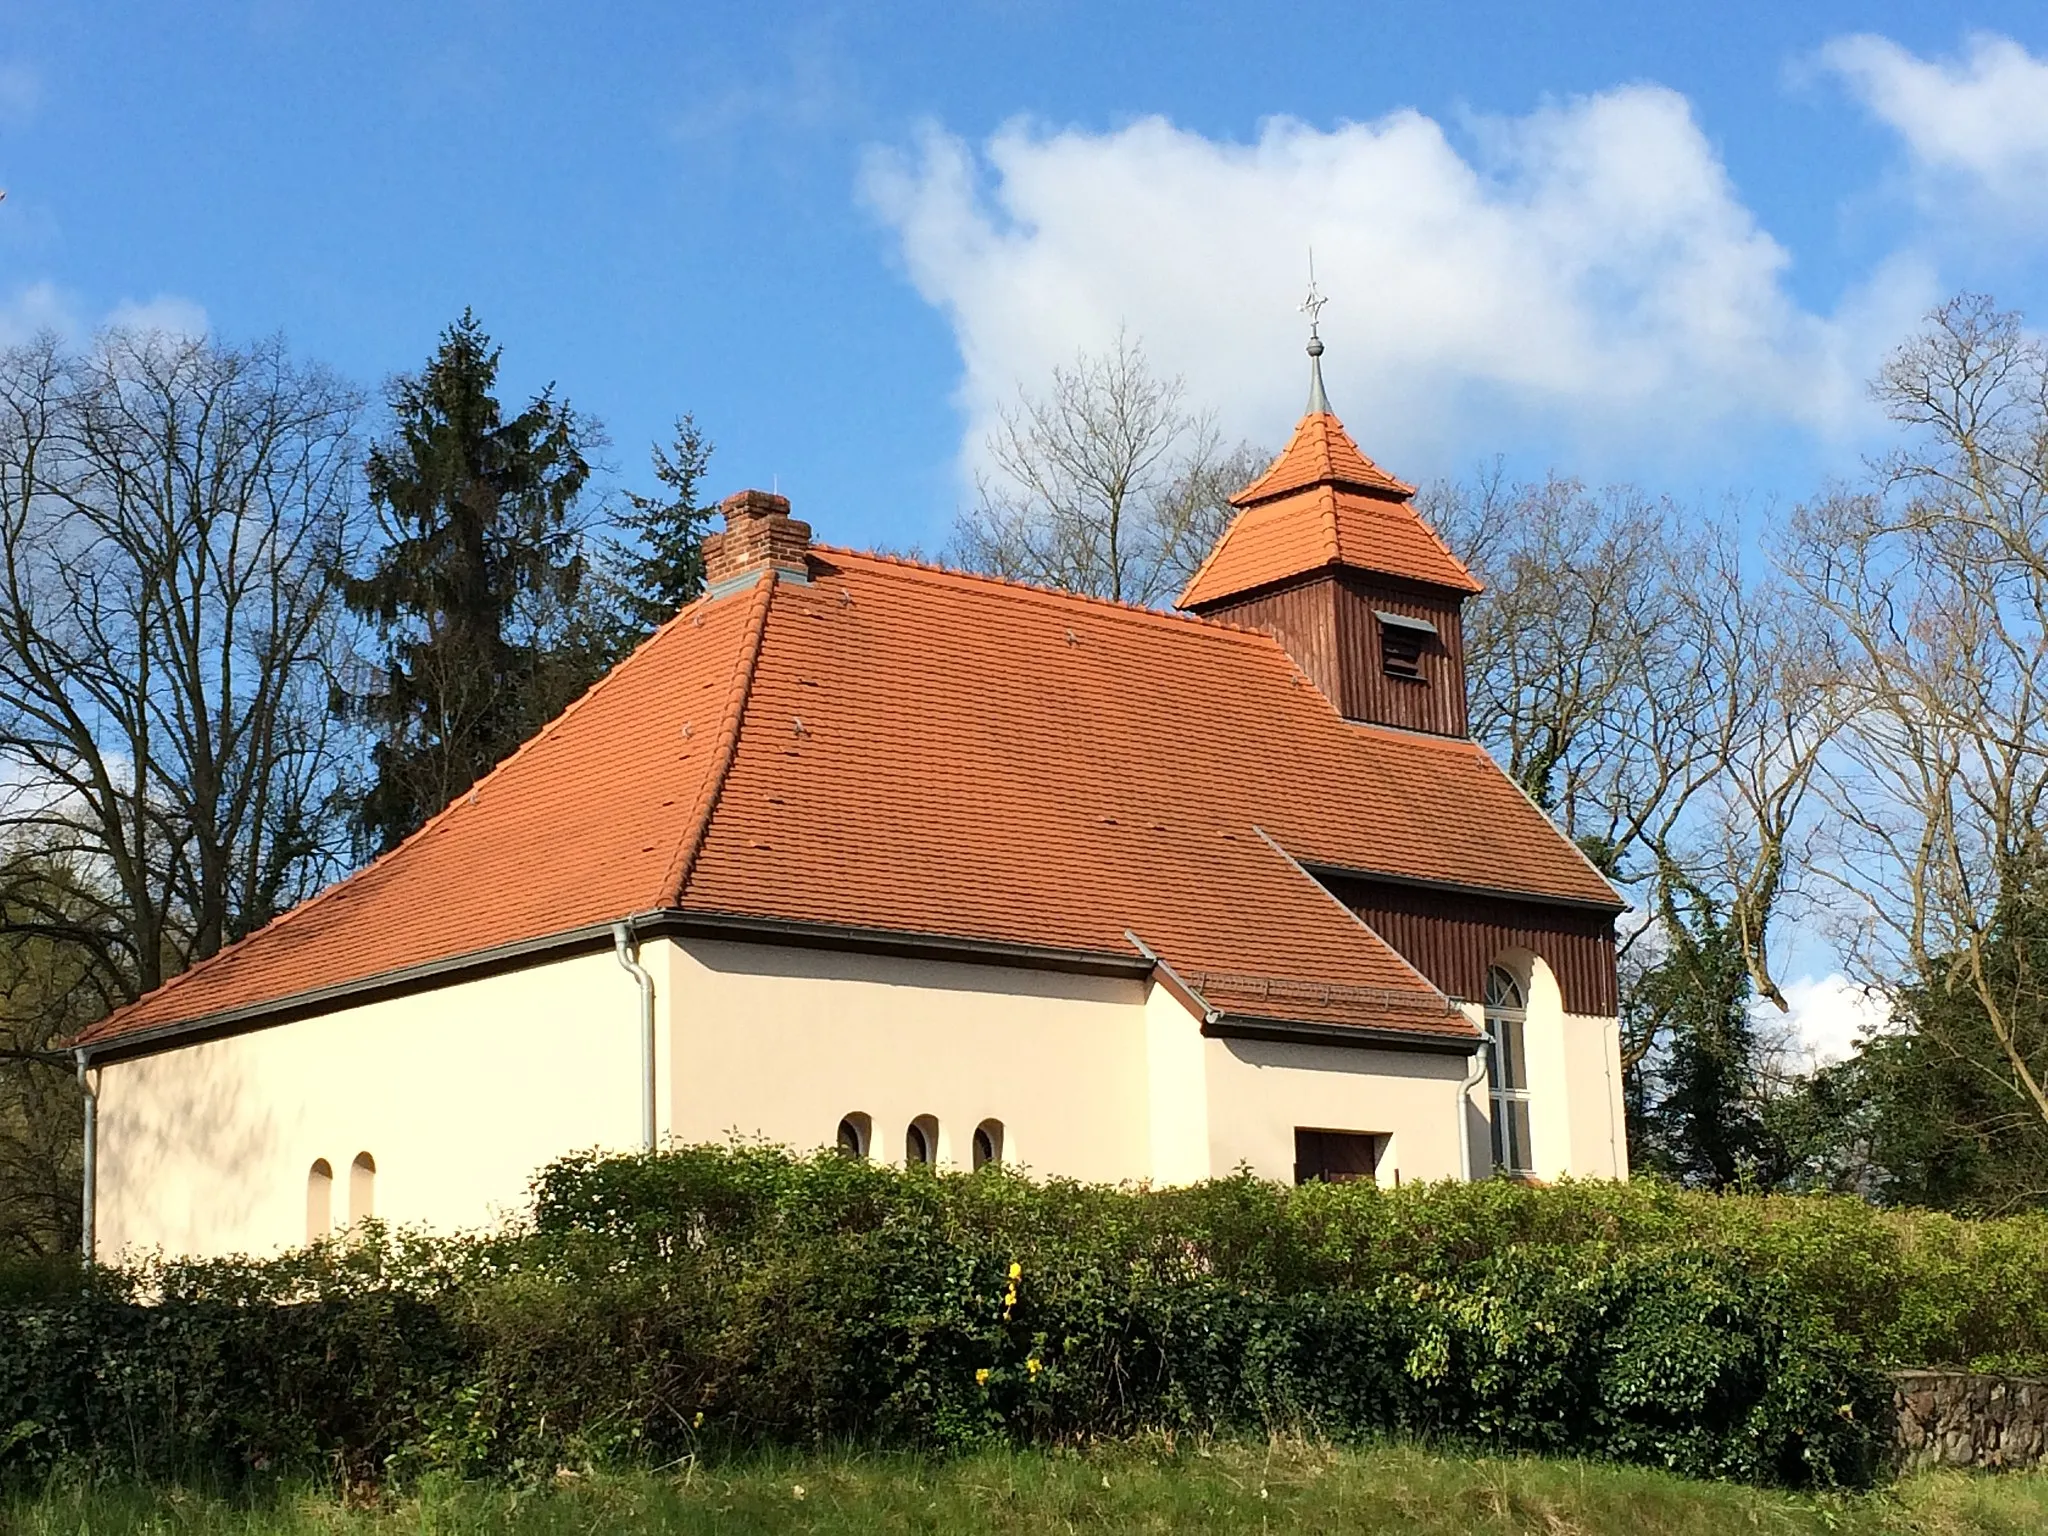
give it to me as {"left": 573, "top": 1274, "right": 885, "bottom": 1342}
{"left": 95, "top": 948, "right": 652, "bottom": 1259}
{"left": 1561, "top": 1011, "right": 1629, "bottom": 1179}
{"left": 1520, "top": 956, "right": 1576, "bottom": 1177}
{"left": 661, "top": 938, "right": 1153, "bottom": 1182}
{"left": 92, "top": 931, "right": 1630, "bottom": 1261}
{"left": 1144, "top": 981, "right": 1212, "bottom": 1185}
{"left": 1203, "top": 1034, "right": 1471, "bottom": 1184}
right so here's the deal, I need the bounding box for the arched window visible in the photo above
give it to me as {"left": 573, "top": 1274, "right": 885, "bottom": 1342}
{"left": 348, "top": 1152, "right": 377, "bottom": 1226}
{"left": 836, "top": 1113, "right": 871, "bottom": 1159}
{"left": 306, "top": 1159, "right": 333, "bottom": 1243}
{"left": 1484, "top": 966, "right": 1533, "bottom": 1175}
{"left": 905, "top": 1114, "right": 938, "bottom": 1169}
{"left": 972, "top": 1119, "right": 1004, "bottom": 1171}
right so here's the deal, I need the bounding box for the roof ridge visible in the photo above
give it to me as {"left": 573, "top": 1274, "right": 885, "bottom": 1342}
{"left": 1172, "top": 518, "right": 1238, "bottom": 612}
{"left": 815, "top": 545, "right": 1292, "bottom": 646}
{"left": 1231, "top": 410, "right": 1416, "bottom": 508}
{"left": 661, "top": 570, "right": 776, "bottom": 903}
{"left": 79, "top": 585, "right": 733, "bottom": 1044}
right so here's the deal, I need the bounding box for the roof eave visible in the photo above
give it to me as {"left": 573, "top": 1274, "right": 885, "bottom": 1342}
{"left": 1182, "top": 553, "right": 1482, "bottom": 614}
{"left": 76, "top": 910, "right": 1154, "bottom": 1066}
{"left": 1298, "top": 858, "right": 1629, "bottom": 916}
{"left": 1202, "top": 1012, "right": 1481, "bottom": 1056}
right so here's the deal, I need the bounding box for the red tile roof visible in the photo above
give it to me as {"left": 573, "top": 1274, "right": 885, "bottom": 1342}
{"left": 80, "top": 545, "right": 1614, "bottom": 1054}
{"left": 76, "top": 579, "right": 775, "bottom": 1048}
{"left": 1178, "top": 411, "right": 1479, "bottom": 609}
{"left": 1233, "top": 411, "right": 1416, "bottom": 505}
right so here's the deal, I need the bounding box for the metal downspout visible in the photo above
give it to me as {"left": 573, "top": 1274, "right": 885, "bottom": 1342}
{"left": 612, "top": 922, "right": 657, "bottom": 1151}
{"left": 75, "top": 1047, "right": 97, "bottom": 1263}
{"left": 1458, "top": 1041, "right": 1488, "bottom": 1183}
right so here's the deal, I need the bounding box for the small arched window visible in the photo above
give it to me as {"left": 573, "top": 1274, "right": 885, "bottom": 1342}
{"left": 305, "top": 1159, "right": 333, "bottom": 1243}
{"left": 348, "top": 1152, "right": 377, "bottom": 1226}
{"left": 1483, "top": 966, "right": 1533, "bottom": 1175}
{"left": 836, "top": 1113, "right": 871, "bottom": 1159}
{"left": 972, "top": 1119, "right": 1003, "bottom": 1171}
{"left": 905, "top": 1114, "right": 938, "bottom": 1169}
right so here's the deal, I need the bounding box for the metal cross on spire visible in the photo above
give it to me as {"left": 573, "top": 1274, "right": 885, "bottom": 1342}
{"left": 1300, "top": 249, "right": 1332, "bottom": 413}
{"left": 1299, "top": 250, "right": 1328, "bottom": 338}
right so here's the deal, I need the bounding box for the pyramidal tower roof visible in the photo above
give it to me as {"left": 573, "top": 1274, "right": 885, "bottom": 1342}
{"left": 1177, "top": 338, "right": 1480, "bottom": 609}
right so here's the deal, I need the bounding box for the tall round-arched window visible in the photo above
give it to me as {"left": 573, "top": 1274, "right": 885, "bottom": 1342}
{"left": 972, "top": 1119, "right": 1003, "bottom": 1171}
{"left": 348, "top": 1151, "right": 377, "bottom": 1225}
{"left": 905, "top": 1115, "right": 938, "bottom": 1169}
{"left": 306, "top": 1159, "right": 334, "bottom": 1243}
{"left": 836, "top": 1113, "right": 871, "bottom": 1159}
{"left": 1483, "top": 966, "right": 1533, "bottom": 1175}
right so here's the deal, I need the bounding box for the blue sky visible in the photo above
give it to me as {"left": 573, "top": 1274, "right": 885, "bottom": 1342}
{"left": 5, "top": 2, "right": 2048, "bottom": 555}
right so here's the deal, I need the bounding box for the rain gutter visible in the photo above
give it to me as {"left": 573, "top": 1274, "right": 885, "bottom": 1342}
{"left": 74, "top": 911, "right": 1153, "bottom": 1067}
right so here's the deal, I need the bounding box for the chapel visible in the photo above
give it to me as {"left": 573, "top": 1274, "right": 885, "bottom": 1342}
{"left": 75, "top": 335, "right": 1627, "bottom": 1258}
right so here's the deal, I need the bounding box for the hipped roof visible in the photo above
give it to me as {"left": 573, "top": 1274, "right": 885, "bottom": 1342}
{"left": 1178, "top": 410, "right": 1480, "bottom": 609}
{"left": 80, "top": 549, "right": 1616, "bottom": 1056}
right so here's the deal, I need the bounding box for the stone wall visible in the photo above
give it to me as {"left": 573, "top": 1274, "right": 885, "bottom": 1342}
{"left": 1893, "top": 1370, "right": 2048, "bottom": 1472}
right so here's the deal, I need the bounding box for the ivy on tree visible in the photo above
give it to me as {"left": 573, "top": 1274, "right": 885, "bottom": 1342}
{"left": 343, "top": 310, "right": 604, "bottom": 854}
{"left": 1624, "top": 871, "right": 1781, "bottom": 1191}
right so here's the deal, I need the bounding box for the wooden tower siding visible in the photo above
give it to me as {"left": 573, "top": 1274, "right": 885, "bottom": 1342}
{"left": 1328, "top": 873, "right": 1619, "bottom": 1017}
{"left": 1332, "top": 571, "right": 1469, "bottom": 737}
{"left": 1201, "top": 571, "right": 1468, "bottom": 737}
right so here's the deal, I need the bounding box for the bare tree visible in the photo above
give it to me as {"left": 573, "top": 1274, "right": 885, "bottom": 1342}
{"left": 1699, "top": 583, "right": 1843, "bottom": 1017}
{"left": 1425, "top": 473, "right": 1838, "bottom": 1084}
{"left": 0, "top": 328, "right": 365, "bottom": 1003}
{"left": 953, "top": 330, "right": 1265, "bottom": 607}
{"left": 1788, "top": 294, "right": 2048, "bottom": 1132}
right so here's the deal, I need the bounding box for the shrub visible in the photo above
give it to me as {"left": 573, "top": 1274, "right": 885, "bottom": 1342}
{"left": 14, "top": 1145, "right": 2039, "bottom": 1491}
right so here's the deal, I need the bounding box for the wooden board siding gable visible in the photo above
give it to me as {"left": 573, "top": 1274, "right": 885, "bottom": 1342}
{"left": 1330, "top": 874, "right": 1619, "bottom": 1017}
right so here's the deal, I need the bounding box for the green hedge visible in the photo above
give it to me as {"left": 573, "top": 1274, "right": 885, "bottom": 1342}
{"left": 12, "top": 1146, "right": 2047, "bottom": 1491}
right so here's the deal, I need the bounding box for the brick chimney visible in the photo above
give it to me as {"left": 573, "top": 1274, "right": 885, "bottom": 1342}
{"left": 702, "top": 489, "right": 812, "bottom": 589}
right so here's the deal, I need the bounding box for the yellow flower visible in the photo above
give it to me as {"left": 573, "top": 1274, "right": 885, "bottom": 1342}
{"left": 1026, "top": 1357, "right": 1042, "bottom": 1376}
{"left": 975, "top": 1367, "right": 990, "bottom": 1387}
{"left": 1009, "top": 1261, "right": 1022, "bottom": 1280}
{"left": 692, "top": 1411, "right": 704, "bottom": 1428}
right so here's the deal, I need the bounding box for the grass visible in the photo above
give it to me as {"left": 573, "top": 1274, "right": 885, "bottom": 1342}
{"left": 9, "top": 1441, "right": 2048, "bottom": 1536}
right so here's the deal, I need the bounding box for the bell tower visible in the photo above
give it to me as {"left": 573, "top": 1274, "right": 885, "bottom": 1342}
{"left": 1175, "top": 321, "right": 1480, "bottom": 737}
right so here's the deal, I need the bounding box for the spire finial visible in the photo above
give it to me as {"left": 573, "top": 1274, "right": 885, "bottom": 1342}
{"left": 1299, "top": 249, "right": 1331, "bottom": 414}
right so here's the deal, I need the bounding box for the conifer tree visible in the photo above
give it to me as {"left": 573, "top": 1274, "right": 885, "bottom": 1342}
{"left": 606, "top": 414, "right": 715, "bottom": 646}
{"left": 344, "top": 310, "right": 601, "bottom": 853}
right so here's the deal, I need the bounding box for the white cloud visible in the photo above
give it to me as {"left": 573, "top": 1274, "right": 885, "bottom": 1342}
{"left": 0, "top": 285, "right": 210, "bottom": 349}
{"left": 1771, "top": 972, "right": 1892, "bottom": 1069}
{"left": 104, "top": 294, "right": 211, "bottom": 341}
{"left": 1822, "top": 32, "right": 2048, "bottom": 237}
{"left": 864, "top": 90, "right": 1927, "bottom": 490}
{"left": 0, "top": 280, "right": 76, "bottom": 346}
